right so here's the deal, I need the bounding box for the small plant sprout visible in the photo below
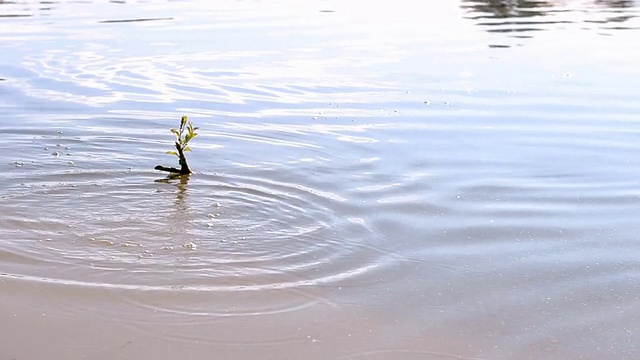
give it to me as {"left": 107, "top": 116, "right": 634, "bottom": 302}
{"left": 155, "top": 115, "right": 199, "bottom": 174}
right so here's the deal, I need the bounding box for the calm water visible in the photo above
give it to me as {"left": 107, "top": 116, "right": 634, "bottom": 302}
{"left": 1, "top": 0, "right": 640, "bottom": 359}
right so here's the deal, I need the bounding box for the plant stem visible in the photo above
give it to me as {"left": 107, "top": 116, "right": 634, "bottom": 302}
{"left": 155, "top": 142, "right": 192, "bottom": 174}
{"left": 156, "top": 116, "right": 197, "bottom": 175}
{"left": 175, "top": 141, "right": 192, "bottom": 174}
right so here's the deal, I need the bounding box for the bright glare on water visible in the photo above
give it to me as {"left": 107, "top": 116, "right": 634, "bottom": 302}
{"left": 1, "top": 1, "right": 640, "bottom": 359}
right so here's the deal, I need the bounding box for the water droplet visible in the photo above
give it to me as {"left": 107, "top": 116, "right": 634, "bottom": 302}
{"left": 183, "top": 242, "right": 197, "bottom": 250}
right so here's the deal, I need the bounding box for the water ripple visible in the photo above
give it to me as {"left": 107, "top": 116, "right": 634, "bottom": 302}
{"left": 0, "top": 125, "right": 390, "bottom": 317}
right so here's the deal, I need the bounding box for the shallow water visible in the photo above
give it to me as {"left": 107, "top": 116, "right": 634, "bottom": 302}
{"left": 1, "top": 0, "right": 640, "bottom": 359}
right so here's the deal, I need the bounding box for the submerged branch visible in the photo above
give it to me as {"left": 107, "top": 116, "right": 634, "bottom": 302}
{"left": 156, "top": 142, "right": 192, "bottom": 174}
{"left": 154, "top": 165, "right": 183, "bottom": 173}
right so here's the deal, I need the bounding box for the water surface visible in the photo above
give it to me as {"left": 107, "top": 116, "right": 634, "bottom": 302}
{"left": 1, "top": 1, "right": 640, "bottom": 359}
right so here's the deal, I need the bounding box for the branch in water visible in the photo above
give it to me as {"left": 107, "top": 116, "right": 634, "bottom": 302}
{"left": 154, "top": 165, "right": 184, "bottom": 174}
{"left": 175, "top": 141, "right": 192, "bottom": 174}
{"left": 155, "top": 115, "right": 197, "bottom": 175}
{"left": 154, "top": 143, "right": 191, "bottom": 174}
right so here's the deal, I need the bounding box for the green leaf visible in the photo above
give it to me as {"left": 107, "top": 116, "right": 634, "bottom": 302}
{"left": 166, "top": 150, "right": 178, "bottom": 156}
{"left": 183, "top": 146, "right": 192, "bottom": 152}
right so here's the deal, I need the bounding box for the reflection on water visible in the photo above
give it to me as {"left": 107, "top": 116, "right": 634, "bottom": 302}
{"left": 596, "top": 0, "right": 636, "bottom": 7}
{"left": 156, "top": 173, "right": 191, "bottom": 216}
{"left": 462, "top": 0, "right": 554, "bottom": 19}
{"left": 0, "top": 0, "right": 52, "bottom": 17}
{"left": 463, "top": 0, "right": 639, "bottom": 47}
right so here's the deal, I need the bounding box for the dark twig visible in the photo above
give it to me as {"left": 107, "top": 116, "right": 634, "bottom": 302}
{"left": 155, "top": 116, "right": 198, "bottom": 175}
{"left": 154, "top": 142, "right": 192, "bottom": 174}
